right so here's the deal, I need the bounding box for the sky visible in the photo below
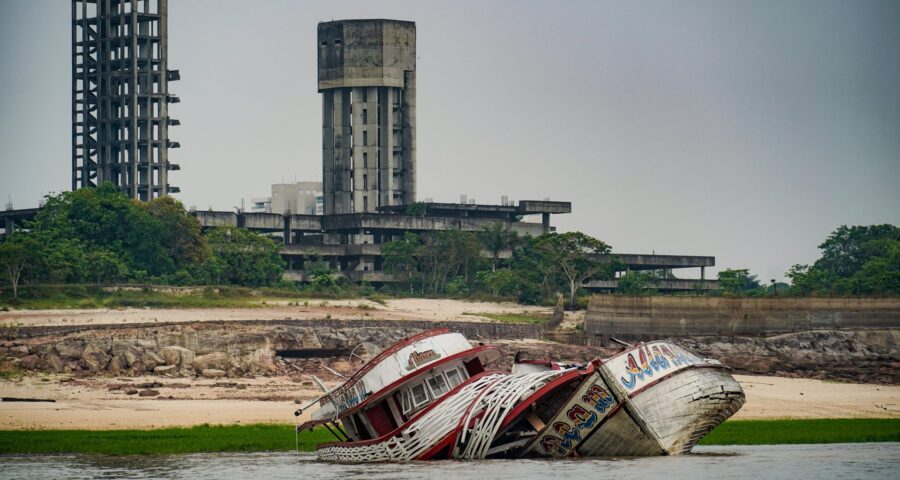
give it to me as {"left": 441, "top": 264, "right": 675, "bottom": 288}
{"left": 1, "top": 0, "right": 899, "bottom": 282}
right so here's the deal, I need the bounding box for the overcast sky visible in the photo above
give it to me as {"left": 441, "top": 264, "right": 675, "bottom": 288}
{"left": 1, "top": 0, "right": 899, "bottom": 282}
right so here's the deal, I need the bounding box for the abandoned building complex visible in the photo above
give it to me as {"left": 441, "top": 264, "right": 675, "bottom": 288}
{"left": 1, "top": 13, "right": 720, "bottom": 292}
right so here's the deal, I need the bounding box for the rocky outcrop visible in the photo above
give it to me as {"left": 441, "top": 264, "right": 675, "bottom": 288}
{"left": 676, "top": 328, "right": 900, "bottom": 384}
{"left": 2, "top": 319, "right": 897, "bottom": 384}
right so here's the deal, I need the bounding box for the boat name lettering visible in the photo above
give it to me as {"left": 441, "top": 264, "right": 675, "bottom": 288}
{"left": 407, "top": 349, "right": 441, "bottom": 369}
{"left": 619, "top": 343, "right": 702, "bottom": 391}
{"left": 537, "top": 378, "right": 617, "bottom": 456}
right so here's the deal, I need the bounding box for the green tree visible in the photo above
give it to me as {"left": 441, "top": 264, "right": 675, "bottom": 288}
{"left": 24, "top": 183, "right": 208, "bottom": 282}
{"left": 618, "top": 271, "right": 657, "bottom": 295}
{"left": 0, "top": 239, "right": 28, "bottom": 298}
{"left": 404, "top": 202, "right": 427, "bottom": 217}
{"left": 717, "top": 268, "right": 761, "bottom": 295}
{"left": 478, "top": 223, "right": 518, "bottom": 272}
{"left": 417, "top": 231, "right": 482, "bottom": 294}
{"left": 788, "top": 224, "right": 900, "bottom": 296}
{"left": 382, "top": 233, "right": 420, "bottom": 294}
{"left": 476, "top": 269, "right": 519, "bottom": 297}
{"left": 204, "top": 227, "right": 285, "bottom": 286}
{"left": 85, "top": 249, "right": 129, "bottom": 284}
{"left": 534, "top": 232, "right": 614, "bottom": 306}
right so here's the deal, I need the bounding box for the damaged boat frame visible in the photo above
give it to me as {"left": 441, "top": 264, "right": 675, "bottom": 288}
{"left": 296, "top": 328, "right": 744, "bottom": 462}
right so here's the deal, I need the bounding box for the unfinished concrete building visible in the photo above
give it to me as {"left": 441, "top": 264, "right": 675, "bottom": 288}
{"left": 72, "top": 0, "right": 181, "bottom": 200}
{"left": 318, "top": 19, "right": 416, "bottom": 215}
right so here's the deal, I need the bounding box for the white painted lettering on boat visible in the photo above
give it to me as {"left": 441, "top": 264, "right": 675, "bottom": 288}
{"left": 407, "top": 349, "right": 441, "bottom": 370}
{"left": 606, "top": 342, "right": 705, "bottom": 393}
{"left": 530, "top": 372, "right": 618, "bottom": 457}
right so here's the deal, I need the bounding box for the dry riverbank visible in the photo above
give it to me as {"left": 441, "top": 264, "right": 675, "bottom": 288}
{"left": 0, "top": 299, "right": 553, "bottom": 327}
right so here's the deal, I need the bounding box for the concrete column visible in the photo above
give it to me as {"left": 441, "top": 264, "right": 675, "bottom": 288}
{"left": 542, "top": 213, "right": 550, "bottom": 234}
{"left": 283, "top": 215, "right": 291, "bottom": 245}
{"left": 401, "top": 70, "right": 416, "bottom": 205}
{"left": 701, "top": 266, "right": 706, "bottom": 280}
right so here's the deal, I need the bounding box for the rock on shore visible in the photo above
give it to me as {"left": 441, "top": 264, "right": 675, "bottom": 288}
{"left": 1, "top": 320, "right": 897, "bottom": 383}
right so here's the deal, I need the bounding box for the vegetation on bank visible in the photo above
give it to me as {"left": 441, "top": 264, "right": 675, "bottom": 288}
{"left": 0, "top": 184, "right": 897, "bottom": 307}
{"left": 698, "top": 418, "right": 900, "bottom": 446}
{"left": 0, "top": 184, "right": 620, "bottom": 308}
{"left": 0, "top": 424, "right": 332, "bottom": 456}
{"left": 715, "top": 224, "right": 899, "bottom": 297}
{"left": 0, "top": 419, "right": 897, "bottom": 455}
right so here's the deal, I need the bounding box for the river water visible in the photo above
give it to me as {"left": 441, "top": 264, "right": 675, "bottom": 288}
{"left": 1, "top": 443, "right": 897, "bottom": 479}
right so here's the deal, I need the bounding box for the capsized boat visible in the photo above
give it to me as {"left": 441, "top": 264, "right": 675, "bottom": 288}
{"left": 295, "top": 328, "right": 744, "bottom": 462}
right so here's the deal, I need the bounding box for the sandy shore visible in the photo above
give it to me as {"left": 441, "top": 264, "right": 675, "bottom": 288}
{"left": 731, "top": 375, "right": 899, "bottom": 419}
{"left": 1, "top": 373, "right": 897, "bottom": 430}
{"left": 0, "top": 299, "right": 552, "bottom": 327}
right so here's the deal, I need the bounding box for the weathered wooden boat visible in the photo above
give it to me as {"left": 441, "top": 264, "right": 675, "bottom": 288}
{"left": 295, "top": 328, "right": 744, "bottom": 462}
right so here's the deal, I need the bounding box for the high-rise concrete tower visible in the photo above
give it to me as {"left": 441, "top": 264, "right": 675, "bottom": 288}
{"left": 318, "top": 19, "right": 416, "bottom": 214}
{"left": 72, "top": 0, "right": 181, "bottom": 201}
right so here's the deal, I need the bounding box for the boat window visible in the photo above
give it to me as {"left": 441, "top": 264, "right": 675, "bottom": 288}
{"left": 410, "top": 382, "right": 430, "bottom": 408}
{"left": 445, "top": 368, "right": 463, "bottom": 389}
{"left": 427, "top": 375, "right": 449, "bottom": 397}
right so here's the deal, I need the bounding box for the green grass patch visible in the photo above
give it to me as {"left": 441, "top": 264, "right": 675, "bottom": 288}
{"left": 699, "top": 418, "right": 900, "bottom": 445}
{"left": 0, "top": 424, "right": 334, "bottom": 456}
{"left": 0, "top": 419, "right": 897, "bottom": 456}
{"left": 464, "top": 312, "right": 548, "bottom": 324}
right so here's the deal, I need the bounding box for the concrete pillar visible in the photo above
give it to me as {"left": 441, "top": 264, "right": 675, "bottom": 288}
{"left": 541, "top": 213, "right": 550, "bottom": 234}
{"left": 283, "top": 215, "right": 292, "bottom": 245}
{"left": 701, "top": 266, "right": 706, "bottom": 280}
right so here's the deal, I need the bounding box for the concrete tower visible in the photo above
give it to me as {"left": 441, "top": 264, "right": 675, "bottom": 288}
{"left": 72, "top": 0, "right": 181, "bottom": 201}
{"left": 318, "top": 19, "right": 416, "bottom": 215}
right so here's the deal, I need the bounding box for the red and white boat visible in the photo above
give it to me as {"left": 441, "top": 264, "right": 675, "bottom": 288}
{"left": 295, "top": 328, "right": 744, "bottom": 462}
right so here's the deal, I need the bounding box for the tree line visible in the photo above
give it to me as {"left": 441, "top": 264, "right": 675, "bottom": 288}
{"left": 1, "top": 184, "right": 896, "bottom": 301}
{"left": 380, "top": 226, "right": 618, "bottom": 305}
{"left": 0, "top": 183, "right": 284, "bottom": 298}
{"left": 716, "top": 224, "right": 899, "bottom": 297}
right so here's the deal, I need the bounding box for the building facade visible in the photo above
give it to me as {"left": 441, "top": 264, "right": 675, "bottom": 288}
{"left": 72, "top": 0, "right": 181, "bottom": 200}
{"left": 318, "top": 19, "right": 417, "bottom": 215}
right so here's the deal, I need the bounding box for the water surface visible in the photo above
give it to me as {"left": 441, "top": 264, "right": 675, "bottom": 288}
{"left": 1, "top": 443, "right": 897, "bottom": 479}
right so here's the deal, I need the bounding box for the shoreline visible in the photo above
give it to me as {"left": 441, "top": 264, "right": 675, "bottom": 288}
{"left": 0, "top": 419, "right": 898, "bottom": 456}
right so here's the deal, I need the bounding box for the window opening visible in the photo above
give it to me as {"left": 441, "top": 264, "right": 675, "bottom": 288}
{"left": 446, "top": 368, "right": 463, "bottom": 389}
{"left": 427, "top": 375, "right": 449, "bottom": 397}
{"left": 410, "top": 382, "right": 430, "bottom": 408}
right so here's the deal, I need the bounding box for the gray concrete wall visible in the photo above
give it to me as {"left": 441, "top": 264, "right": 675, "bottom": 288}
{"left": 584, "top": 295, "right": 900, "bottom": 339}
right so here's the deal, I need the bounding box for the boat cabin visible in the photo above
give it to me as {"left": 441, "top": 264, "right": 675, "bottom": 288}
{"left": 307, "top": 329, "right": 501, "bottom": 442}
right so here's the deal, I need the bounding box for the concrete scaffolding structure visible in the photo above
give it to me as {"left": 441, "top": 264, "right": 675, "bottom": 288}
{"left": 72, "top": 0, "right": 180, "bottom": 201}
{"left": 319, "top": 19, "right": 416, "bottom": 215}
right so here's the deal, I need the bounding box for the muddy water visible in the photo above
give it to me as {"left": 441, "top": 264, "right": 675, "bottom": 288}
{"left": 1, "top": 443, "right": 897, "bottom": 479}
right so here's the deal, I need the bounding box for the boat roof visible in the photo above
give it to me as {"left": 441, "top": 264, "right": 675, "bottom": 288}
{"left": 315, "top": 328, "right": 500, "bottom": 421}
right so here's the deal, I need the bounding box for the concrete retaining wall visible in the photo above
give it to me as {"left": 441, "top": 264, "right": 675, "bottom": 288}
{"left": 584, "top": 295, "right": 900, "bottom": 340}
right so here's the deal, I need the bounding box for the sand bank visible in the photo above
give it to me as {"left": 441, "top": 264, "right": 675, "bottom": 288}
{"left": 0, "top": 299, "right": 551, "bottom": 327}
